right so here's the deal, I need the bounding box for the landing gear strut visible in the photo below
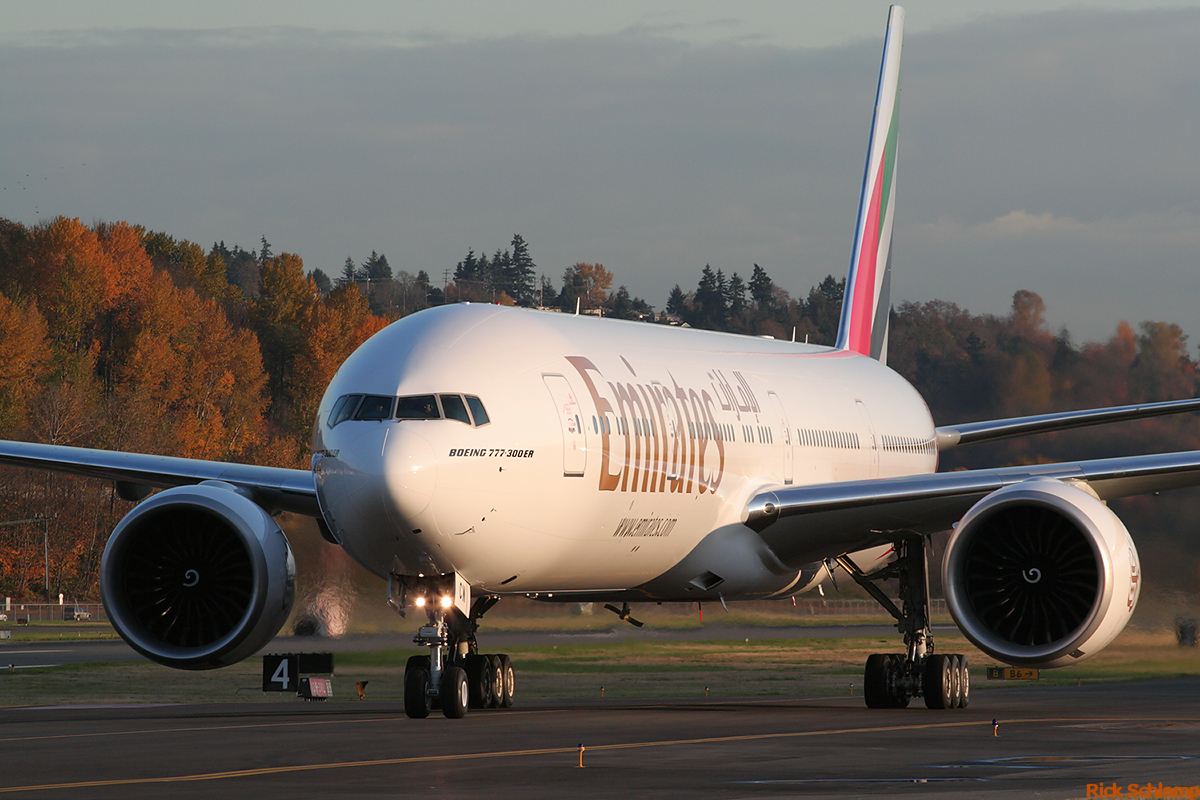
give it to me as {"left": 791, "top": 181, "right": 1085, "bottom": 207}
{"left": 392, "top": 573, "right": 515, "bottom": 719}
{"left": 836, "top": 535, "right": 969, "bottom": 709}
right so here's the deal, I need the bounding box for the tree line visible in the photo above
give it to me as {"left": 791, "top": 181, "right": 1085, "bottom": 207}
{"left": 0, "top": 215, "right": 1196, "bottom": 601}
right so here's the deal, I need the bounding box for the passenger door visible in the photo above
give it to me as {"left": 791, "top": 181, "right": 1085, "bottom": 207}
{"left": 543, "top": 374, "right": 587, "bottom": 477}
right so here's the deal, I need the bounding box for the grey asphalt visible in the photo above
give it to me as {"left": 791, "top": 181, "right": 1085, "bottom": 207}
{"left": 2, "top": 679, "right": 1198, "bottom": 798}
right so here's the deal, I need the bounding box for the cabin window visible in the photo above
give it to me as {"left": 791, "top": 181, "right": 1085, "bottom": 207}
{"left": 440, "top": 394, "right": 472, "bottom": 424}
{"left": 465, "top": 395, "right": 490, "bottom": 426}
{"left": 354, "top": 395, "right": 394, "bottom": 421}
{"left": 327, "top": 394, "right": 363, "bottom": 428}
{"left": 396, "top": 395, "right": 441, "bottom": 420}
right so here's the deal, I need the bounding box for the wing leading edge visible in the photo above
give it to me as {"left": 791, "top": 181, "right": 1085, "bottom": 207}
{"left": 0, "top": 440, "right": 318, "bottom": 517}
{"left": 935, "top": 396, "right": 1200, "bottom": 449}
{"left": 744, "top": 449, "right": 1200, "bottom": 568}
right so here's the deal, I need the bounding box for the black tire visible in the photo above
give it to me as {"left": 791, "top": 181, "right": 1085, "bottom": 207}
{"left": 405, "top": 655, "right": 430, "bottom": 677}
{"left": 948, "top": 654, "right": 961, "bottom": 708}
{"left": 404, "top": 667, "right": 432, "bottom": 719}
{"left": 922, "top": 654, "right": 953, "bottom": 709}
{"left": 464, "top": 654, "right": 481, "bottom": 708}
{"left": 864, "top": 653, "right": 890, "bottom": 708}
{"left": 498, "top": 654, "right": 515, "bottom": 708}
{"left": 465, "top": 654, "right": 494, "bottom": 709}
{"left": 955, "top": 654, "right": 970, "bottom": 709}
{"left": 486, "top": 655, "right": 504, "bottom": 709}
{"left": 885, "top": 654, "right": 910, "bottom": 708}
{"left": 441, "top": 665, "right": 469, "bottom": 719}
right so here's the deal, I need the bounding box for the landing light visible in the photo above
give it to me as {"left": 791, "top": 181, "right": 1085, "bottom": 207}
{"left": 414, "top": 596, "right": 426, "bottom": 608}
{"left": 440, "top": 595, "right": 453, "bottom": 608}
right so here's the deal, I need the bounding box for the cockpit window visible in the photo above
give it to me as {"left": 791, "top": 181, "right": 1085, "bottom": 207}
{"left": 327, "top": 394, "right": 363, "bottom": 428}
{"left": 383, "top": 392, "right": 490, "bottom": 426}
{"left": 439, "top": 394, "right": 471, "bottom": 424}
{"left": 465, "top": 395, "right": 490, "bottom": 426}
{"left": 354, "top": 395, "right": 394, "bottom": 421}
{"left": 396, "top": 395, "right": 441, "bottom": 420}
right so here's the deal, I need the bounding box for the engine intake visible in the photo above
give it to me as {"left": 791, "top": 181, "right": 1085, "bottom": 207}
{"left": 101, "top": 482, "right": 296, "bottom": 670}
{"left": 943, "top": 479, "right": 1139, "bottom": 669}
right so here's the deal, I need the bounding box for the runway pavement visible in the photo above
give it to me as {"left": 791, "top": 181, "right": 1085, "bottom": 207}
{"left": 1, "top": 678, "right": 1198, "bottom": 799}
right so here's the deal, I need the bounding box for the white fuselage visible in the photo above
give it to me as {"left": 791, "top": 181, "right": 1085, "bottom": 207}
{"left": 312, "top": 304, "right": 936, "bottom": 601}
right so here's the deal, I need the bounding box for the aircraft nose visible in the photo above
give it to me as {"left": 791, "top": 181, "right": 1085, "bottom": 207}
{"left": 314, "top": 424, "right": 437, "bottom": 541}
{"left": 382, "top": 426, "right": 437, "bottom": 519}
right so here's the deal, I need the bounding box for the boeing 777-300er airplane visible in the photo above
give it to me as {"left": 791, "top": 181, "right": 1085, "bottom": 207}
{"left": 3, "top": 5, "right": 1200, "bottom": 717}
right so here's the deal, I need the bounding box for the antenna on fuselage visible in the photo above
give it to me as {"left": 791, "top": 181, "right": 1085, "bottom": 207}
{"left": 575, "top": 297, "right": 581, "bottom": 316}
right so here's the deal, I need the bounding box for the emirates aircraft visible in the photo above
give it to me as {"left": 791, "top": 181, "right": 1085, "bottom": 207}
{"left": 3, "top": 5, "right": 1200, "bottom": 718}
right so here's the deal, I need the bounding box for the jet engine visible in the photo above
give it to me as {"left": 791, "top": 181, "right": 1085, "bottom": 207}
{"left": 942, "top": 479, "right": 1140, "bottom": 669}
{"left": 100, "top": 481, "right": 296, "bottom": 670}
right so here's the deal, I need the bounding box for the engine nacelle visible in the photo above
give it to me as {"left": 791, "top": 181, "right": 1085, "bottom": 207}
{"left": 100, "top": 481, "right": 296, "bottom": 670}
{"left": 943, "top": 479, "right": 1140, "bottom": 669}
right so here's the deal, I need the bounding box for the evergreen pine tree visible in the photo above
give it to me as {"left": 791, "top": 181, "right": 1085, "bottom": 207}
{"left": 694, "top": 265, "right": 727, "bottom": 329}
{"left": 454, "top": 249, "right": 479, "bottom": 283}
{"left": 364, "top": 251, "right": 393, "bottom": 282}
{"left": 490, "top": 249, "right": 509, "bottom": 299}
{"left": 339, "top": 257, "right": 357, "bottom": 287}
{"left": 505, "top": 234, "right": 537, "bottom": 306}
{"left": 727, "top": 272, "right": 747, "bottom": 316}
{"left": 539, "top": 275, "right": 558, "bottom": 308}
{"left": 749, "top": 263, "right": 774, "bottom": 309}
{"left": 311, "top": 268, "right": 333, "bottom": 295}
{"left": 665, "top": 284, "right": 687, "bottom": 317}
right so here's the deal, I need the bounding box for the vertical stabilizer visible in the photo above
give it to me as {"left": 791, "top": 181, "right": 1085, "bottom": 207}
{"left": 835, "top": 4, "right": 904, "bottom": 363}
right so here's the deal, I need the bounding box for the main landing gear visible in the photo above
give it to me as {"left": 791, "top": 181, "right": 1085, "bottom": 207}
{"left": 392, "top": 574, "right": 515, "bottom": 719}
{"left": 835, "top": 535, "right": 969, "bottom": 710}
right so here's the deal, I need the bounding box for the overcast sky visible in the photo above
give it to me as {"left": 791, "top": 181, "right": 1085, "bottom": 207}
{"left": 2, "top": 1, "right": 1198, "bottom": 345}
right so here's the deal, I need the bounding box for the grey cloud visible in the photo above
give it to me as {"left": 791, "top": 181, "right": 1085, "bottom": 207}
{"left": 1, "top": 8, "right": 1198, "bottom": 345}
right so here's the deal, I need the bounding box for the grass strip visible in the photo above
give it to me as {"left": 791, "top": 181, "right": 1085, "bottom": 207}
{"left": 2, "top": 627, "right": 1196, "bottom": 707}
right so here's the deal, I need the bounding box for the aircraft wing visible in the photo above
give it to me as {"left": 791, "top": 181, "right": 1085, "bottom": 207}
{"left": 0, "top": 440, "right": 318, "bottom": 517}
{"left": 744, "top": 449, "right": 1200, "bottom": 566}
{"left": 935, "top": 397, "right": 1200, "bottom": 449}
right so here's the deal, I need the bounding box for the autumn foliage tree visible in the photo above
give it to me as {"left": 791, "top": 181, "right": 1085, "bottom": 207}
{"left": 560, "top": 262, "right": 613, "bottom": 311}
{"left": 0, "top": 217, "right": 388, "bottom": 600}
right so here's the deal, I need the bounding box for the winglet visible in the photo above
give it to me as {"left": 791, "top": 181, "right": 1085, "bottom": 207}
{"left": 835, "top": 4, "right": 904, "bottom": 363}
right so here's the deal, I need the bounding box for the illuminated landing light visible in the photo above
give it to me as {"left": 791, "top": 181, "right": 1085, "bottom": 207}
{"left": 414, "top": 597, "right": 426, "bottom": 608}
{"left": 440, "top": 595, "right": 453, "bottom": 608}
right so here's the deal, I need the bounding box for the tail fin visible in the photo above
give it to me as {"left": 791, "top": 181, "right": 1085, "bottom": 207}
{"left": 835, "top": 4, "right": 904, "bottom": 363}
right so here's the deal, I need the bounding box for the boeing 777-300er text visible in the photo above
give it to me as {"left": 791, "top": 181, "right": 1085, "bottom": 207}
{"left": 3, "top": 5, "right": 1200, "bottom": 717}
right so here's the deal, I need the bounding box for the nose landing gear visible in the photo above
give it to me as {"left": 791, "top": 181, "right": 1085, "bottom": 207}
{"left": 392, "top": 572, "right": 514, "bottom": 719}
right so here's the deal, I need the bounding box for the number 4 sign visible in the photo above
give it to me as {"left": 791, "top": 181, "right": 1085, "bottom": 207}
{"left": 262, "top": 654, "right": 299, "bottom": 692}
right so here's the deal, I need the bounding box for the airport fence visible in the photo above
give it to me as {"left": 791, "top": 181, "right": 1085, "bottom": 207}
{"left": 789, "top": 598, "right": 948, "bottom": 615}
{"left": 1, "top": 601, "right": 108, "bottom": 624}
